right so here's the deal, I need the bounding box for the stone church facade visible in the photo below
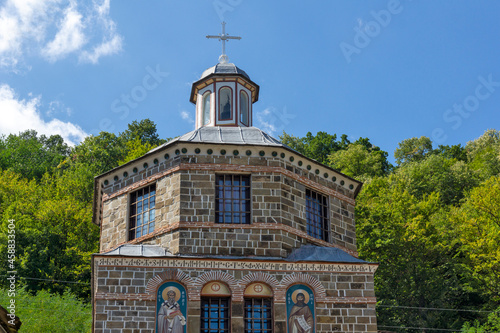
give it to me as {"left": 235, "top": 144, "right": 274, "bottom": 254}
{"left": 91, "top": 58, "right": 378, "bottom": 332}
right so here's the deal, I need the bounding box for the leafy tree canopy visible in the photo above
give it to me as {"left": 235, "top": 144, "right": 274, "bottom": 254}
{"left": 394, "top": 136, "right": 433, "bottom": 165}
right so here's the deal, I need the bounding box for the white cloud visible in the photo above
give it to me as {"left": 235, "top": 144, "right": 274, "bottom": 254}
{"left": 79, "top": 34, "right": 122, "bottom": 64}
{"left": 0, "top": 84, "right": 87, "bottom": 146}
{"left": 180, "top": 110, "right": 194, "bottom": 124}
{"left": 0, "top": 0, "right": 122, "bottom": 69}
{"left": 42, "top": 3, "right": 86, "bottom": 62}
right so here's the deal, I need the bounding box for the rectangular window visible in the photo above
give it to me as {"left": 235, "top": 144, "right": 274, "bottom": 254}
{"left": 129, "top": 184, "right": 156, "bottom": 240}
{"left": 200, "top": 297, "right": 230, "bottom": 333}
{"left": 215, "top": 174, "right": 251, "bottom": 224}
{"left": 244, "top": 298, "right": 273, "bottom": 333}
{"left": 306, "top": 188, "right": 329, "bottom": 241}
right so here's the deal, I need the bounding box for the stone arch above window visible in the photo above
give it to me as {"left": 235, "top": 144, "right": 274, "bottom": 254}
{"left": 194, "top": 271, "right": 239, "bottom": 301}
{"left": 201, "top": 281, "right": 231, "bottom": 297}
{"left": 240, "top": 272, "right": 279, "bottom": 291}
{"left": 244, "top": 282, "right": 273, "bottom": 297}
{"left": 280, "top": 273, "right": 327, "bottom": 302}
{"left": 145, "top": 269, "right": 195, "bottom": 299}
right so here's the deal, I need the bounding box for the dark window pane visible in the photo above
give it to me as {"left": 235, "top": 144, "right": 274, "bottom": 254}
{"left": 215, "top": 175, "right": 250, "bottom": 224}
{"left": 129, "top": 184, "right": 156, "bottom": 240}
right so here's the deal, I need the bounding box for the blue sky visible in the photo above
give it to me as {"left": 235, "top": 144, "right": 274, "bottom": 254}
{"left": 1, "top": 1, "right": 499, "bottom": 163}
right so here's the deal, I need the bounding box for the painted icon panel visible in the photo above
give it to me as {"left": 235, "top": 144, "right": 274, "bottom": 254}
{"left": 156, "top": 281, "right": 187, "bottom": 333}
{"left": 286, "top": 284, "right": 315, "bottom": 333}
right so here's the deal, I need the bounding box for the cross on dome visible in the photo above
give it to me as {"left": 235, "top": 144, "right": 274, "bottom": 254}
{"left": 206, "top": 21, "right": 241, "bottom": 64}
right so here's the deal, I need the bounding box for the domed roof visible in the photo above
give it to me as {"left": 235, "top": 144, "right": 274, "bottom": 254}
{"left": 149, "top": 126, "right": 288, "bottom": 154}
{"left": 200, "top": 62, "right": 251, "bottom": 80}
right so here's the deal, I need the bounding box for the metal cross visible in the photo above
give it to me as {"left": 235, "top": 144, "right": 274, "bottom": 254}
{"left": 206, "top": 21, "right": 241, "bottom": 64}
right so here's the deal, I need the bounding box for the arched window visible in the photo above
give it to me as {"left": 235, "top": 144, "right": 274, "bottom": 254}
{"left": 201, "top": 282, "right": 231, "bottom": 333}
{"left": 202, "top": 91, "right": 211, "bottom": 126}
{"left": 244, "top": 283, "right": 273, "bottom": 332}
{"left": 219, "top": 87, "right": 232, "bottom": 120}
{"left": 240, "top": 91, "right": 249, "bottom": 125}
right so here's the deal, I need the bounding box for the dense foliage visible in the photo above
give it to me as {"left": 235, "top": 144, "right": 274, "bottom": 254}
{"left": 0, "top": 122, "right": 498, "bottom": 332}
{"left": 0, "top": 288, "right": 91, "bottom": 333}
{"left": 282, "top": 129, "right": 500, "bottom": 332}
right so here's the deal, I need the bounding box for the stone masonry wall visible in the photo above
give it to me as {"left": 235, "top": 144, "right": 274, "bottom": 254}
{"left": 93, "top": 260, "right": 377, "bottom": 333}
{"left": 99, "top": 144, "right": 358, "bottom": 255}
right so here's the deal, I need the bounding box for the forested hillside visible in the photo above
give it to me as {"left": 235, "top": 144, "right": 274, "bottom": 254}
{"left": 0, "top": 120, "right": 499, "bottom": 332}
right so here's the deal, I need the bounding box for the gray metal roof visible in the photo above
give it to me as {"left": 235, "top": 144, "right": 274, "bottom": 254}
{"left": 101, "top": 244, "right": 174, "bottom": 257}
{"left": 286, "top": 245, "right": 368, "bottom": 263}
{"left": 201, "top": 63, "right": 251, "bottom": 80}
{"left": 149, "top": 126, "right": 288, "bottom": 153}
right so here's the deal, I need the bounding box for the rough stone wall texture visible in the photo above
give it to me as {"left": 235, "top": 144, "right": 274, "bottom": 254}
{"left": 99, "top": 147, "right": 358, "bottom": 255}
{"left": 93, "top": 264, "right": 377, "bottom": 333}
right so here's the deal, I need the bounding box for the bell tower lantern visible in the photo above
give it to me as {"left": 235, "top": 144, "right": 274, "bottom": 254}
{"left": 189, "top": 22, "right": 259, "bottom": 129}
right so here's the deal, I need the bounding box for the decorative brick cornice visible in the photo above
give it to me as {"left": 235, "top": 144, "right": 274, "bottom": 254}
{"left": 280, "top": 273, "right": 327, "bottom": 302}
{"left": 145, "top": 269, "right": 195, "bottom": 298}
{"left": 94, "top": 292, "right": 153, "bottom": 301}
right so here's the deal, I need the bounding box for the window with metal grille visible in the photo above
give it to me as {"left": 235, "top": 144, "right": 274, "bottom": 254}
{"left": 244, "top": 298, "right": 273, "bottom": 333}
{"left": 128, "top": 184, "right": 156, "bottom": 240}
{"left": 305, "top": 188, "right": 329, "bottom": 241}
{"left": 215, "top": 174, "right": 251, "bottom": 224}
{"left": 200, "top": 297, "right": 230, "bottom": 333}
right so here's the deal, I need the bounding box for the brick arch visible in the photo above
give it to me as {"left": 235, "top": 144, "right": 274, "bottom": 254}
{"left": 280, "top": 273, "right": 327, "bottom": 302}
{"left": 146, "top": 269, "right": 195, "bottom": 298}
{"left": 193, "top": 271, "right": 241, "bottom": 301}
{"left": 239, "top": 272, "right": 280, "bottom": 290}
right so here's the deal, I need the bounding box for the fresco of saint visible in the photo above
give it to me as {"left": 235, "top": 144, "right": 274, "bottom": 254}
{"left": 286, "top": 286, "right": 315, "bottom": 333}
{"left": 157, "top": 286, "right": 186, "bottom": 333}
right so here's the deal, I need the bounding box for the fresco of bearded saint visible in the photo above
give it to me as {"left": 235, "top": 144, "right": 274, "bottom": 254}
{"left": 288, "top": 293, "right": 313, "bottom": 333}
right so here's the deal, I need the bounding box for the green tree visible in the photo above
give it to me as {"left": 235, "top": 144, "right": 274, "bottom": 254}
{"left": 394, "top": 154, "right": 479, "bottom": 206}
{"left": 434, "top": 144, "right": 467, "bottom": 162}
{"left": 450, "top": 176, "right": 500, "bottom": 302}
{"left": 461, "top": 308, "right": 500, "bottom": 333}
{"left": 0, "top": 131, "right": 69, "bottom": 180}
{"left": 0, "top": 287, "right": 92, "bottom": 332}
{"left": 0, "top": 170, "right": 99, "bottom": 300}
{"left": 328, "top": 143, "right": 390, "bottom": 179}
{"left": 280, "top": 131, "right": 350, "bottom": 164}
{"left": 119, "top": 119, "right": 167, "bottom": 146}
{"left": 357, "top": 177, "right": 478, "bottom": 331}
{"left": 466, "top": 129, "right": 500, "bottom": 179}
{"left": 118, "top": 136, "right": 158, "bottom": 165}
{"left": 394, "top": 136, "right": 433, "bottom": 165}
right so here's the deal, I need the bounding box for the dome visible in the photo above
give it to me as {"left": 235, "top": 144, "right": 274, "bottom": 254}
{"left": 200, "top": 62, "right": 251, "bottom": 80}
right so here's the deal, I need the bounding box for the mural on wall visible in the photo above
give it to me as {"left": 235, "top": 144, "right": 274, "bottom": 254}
{"left": 286, "top": 284, "right": 315, "bottom": 333}
{"left": 156, "top": 281, "right": 187, "bottom": 333}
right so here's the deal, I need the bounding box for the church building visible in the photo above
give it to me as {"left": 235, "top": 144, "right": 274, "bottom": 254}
{"left": 91, "top": 23, "right": 378, "bottom": 333}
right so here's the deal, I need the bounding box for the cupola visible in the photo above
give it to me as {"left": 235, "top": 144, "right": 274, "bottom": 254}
{"left": 189, "top": 22, "right": 259, "bottom": 129}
